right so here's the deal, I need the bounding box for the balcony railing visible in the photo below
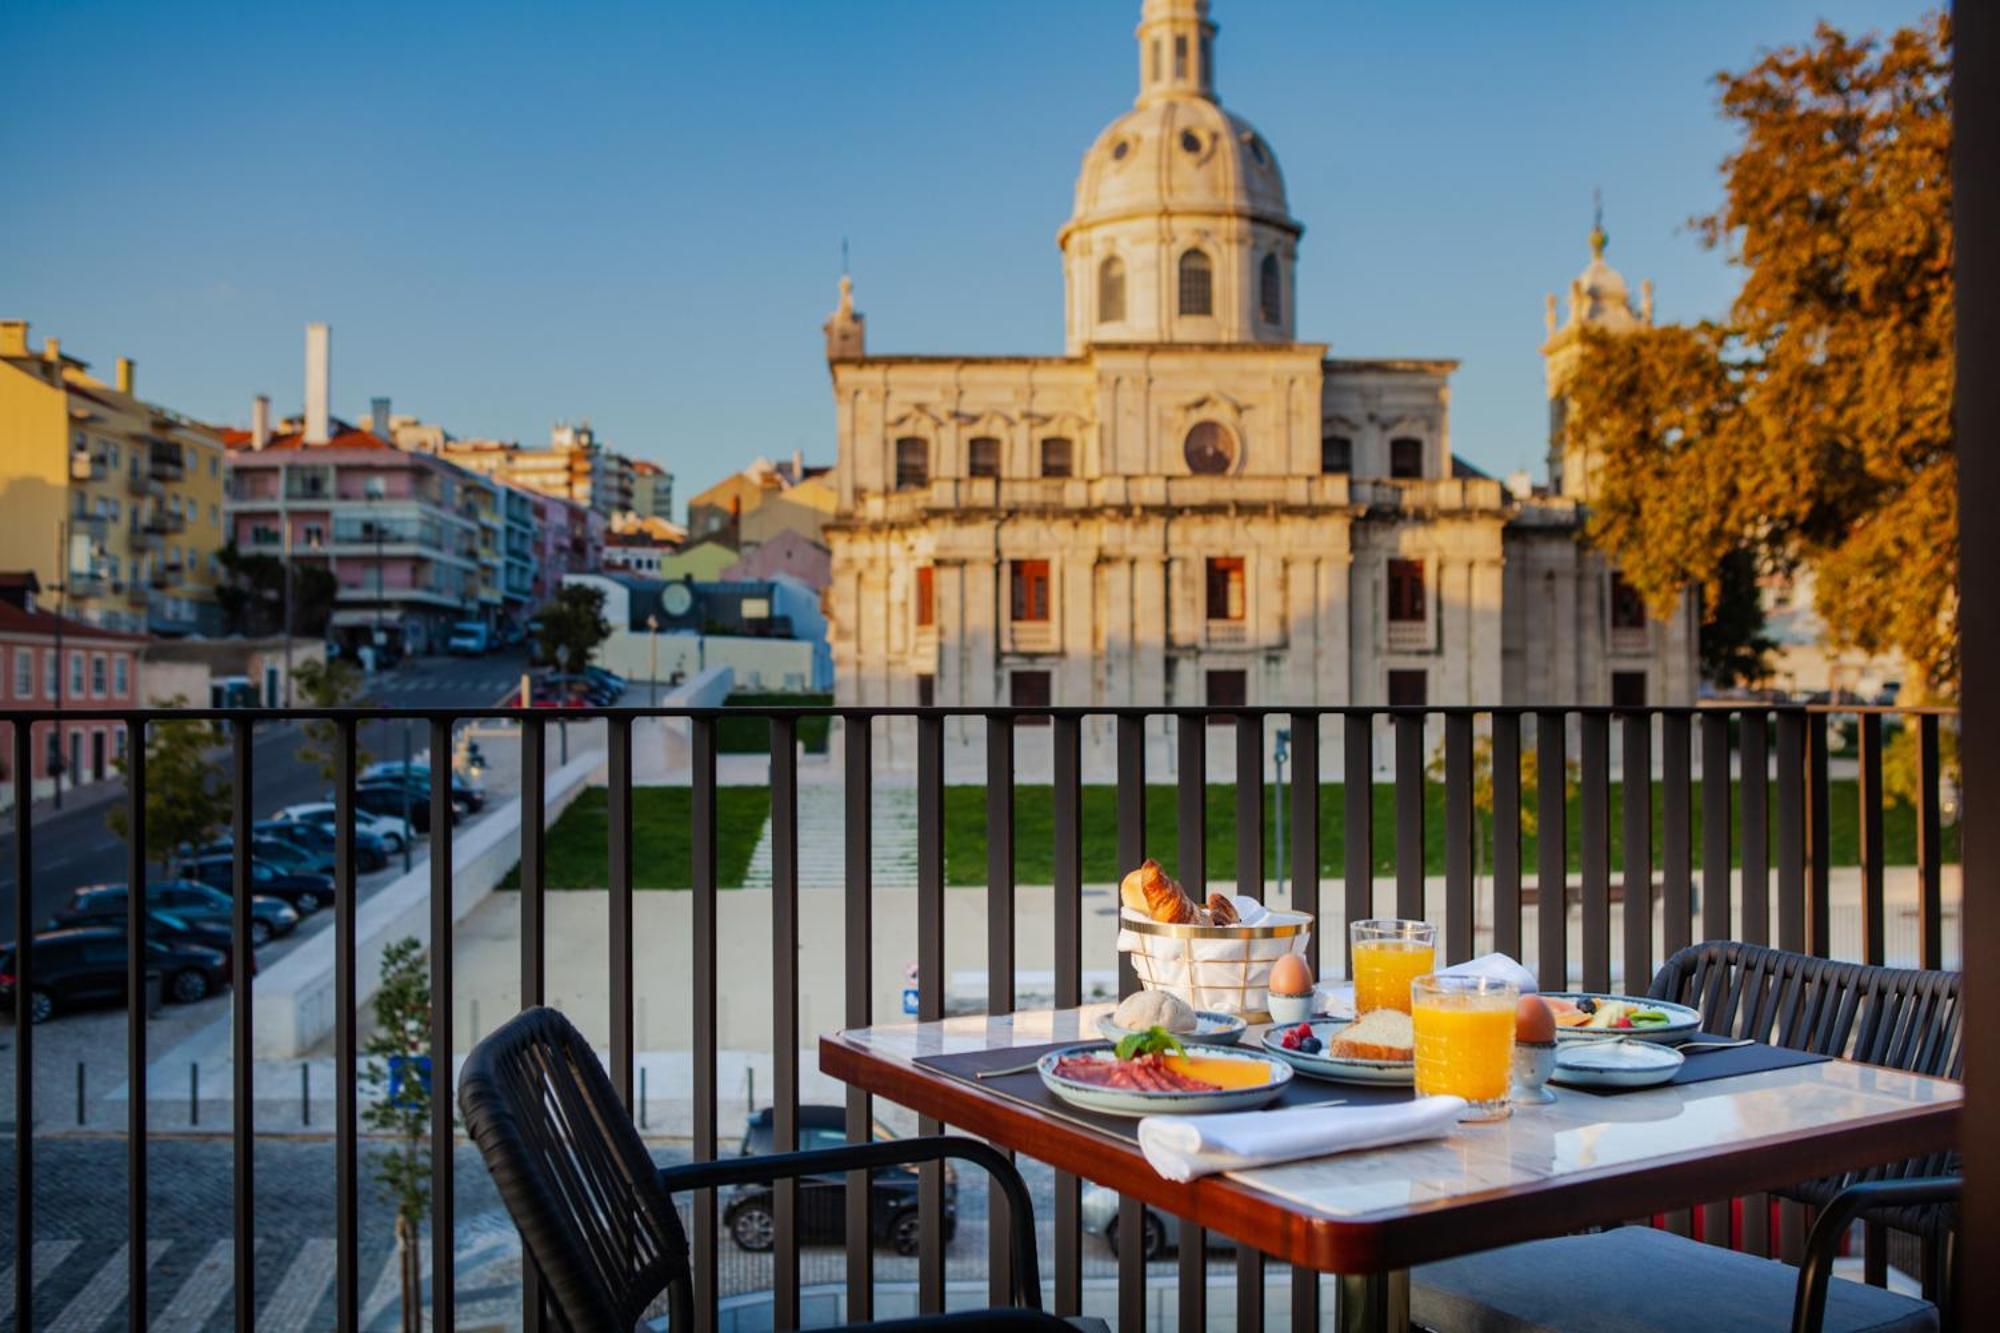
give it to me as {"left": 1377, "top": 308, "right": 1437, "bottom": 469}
{"left": 148, "top": 444, "right": 187, "bottom": 483}
{"left": 143, "top": 507, "right": 186, "bottom": 535}
{"left": 69, "top": 449, "right": 109, "bottom": 482}
{"left": 0, "top": 700, "right": 1963, "bottom": 1329}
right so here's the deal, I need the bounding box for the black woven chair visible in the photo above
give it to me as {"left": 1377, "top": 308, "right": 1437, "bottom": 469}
{"left": 460, "top": 1006, "right": 1089, "bottom": 1331}
{"left": 1412, "top": 944, "right": 1962, "bottom": 1332}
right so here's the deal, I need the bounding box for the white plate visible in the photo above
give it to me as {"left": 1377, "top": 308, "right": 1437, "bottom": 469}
{"left": 1551, "top": 1040, "right": 1686, "bottom": 1089}
{"left": 1036, "top": 1044, "right": 1292, "bottom": 1117}
{"left": 1260, "top": 1020, "right": 1414, "bottom": 1086}
{"left": 1096, "top": 1011, "right": 1248, "bottom": 1047}
{"left": 1542, "top": 994, "right": 1702, "bottom": 1043}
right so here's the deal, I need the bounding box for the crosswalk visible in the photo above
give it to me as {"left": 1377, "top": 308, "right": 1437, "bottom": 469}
{"left": 2, "top": 1235, "right": 521, "bottom": 1331}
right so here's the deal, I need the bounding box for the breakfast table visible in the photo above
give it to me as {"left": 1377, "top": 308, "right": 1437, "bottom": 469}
{"left": 819, "top": 1002, "right": 1963, "bottom": 1332}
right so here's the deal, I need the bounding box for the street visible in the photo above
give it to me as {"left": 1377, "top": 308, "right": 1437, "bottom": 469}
{"left": 0, "top": 652, "right": 529, "bottom": 931}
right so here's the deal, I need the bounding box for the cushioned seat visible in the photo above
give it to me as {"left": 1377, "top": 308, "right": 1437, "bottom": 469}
{"left": 1412, "top": 1228, "right": 1937, "bottom": 1333}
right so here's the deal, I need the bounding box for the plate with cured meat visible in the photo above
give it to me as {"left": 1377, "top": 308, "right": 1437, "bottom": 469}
{"left": 1036, "top": 1028, "right": 1292, "bottom": 1117}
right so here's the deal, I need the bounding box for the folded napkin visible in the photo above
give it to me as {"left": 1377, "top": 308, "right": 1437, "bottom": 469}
{"left": 1136, "top": 1095, "right": 1467, "bottom": 1183}
{"left": 1438, "top": 952, "right": 1538, "bottom": 995}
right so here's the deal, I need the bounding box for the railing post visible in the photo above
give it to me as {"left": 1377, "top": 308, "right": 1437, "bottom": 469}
{"left": 11, "top": 721, "right": 33, "bottom": 1329}
{"left": 1858, "top": 714, "right": 1886, "bottom": 966}
{"left": 1289, "top": 712, "right": 1322, "bottom": 1332}
{"left": 690, "top": 714, "right": 719, "bottom": 1331}
{"left": 1660, "top": 714, "right": 1693, "bottom": 964}
{"left": 1235, "top": 712, "right": 1266, "bottom": 1332}
{"left": 769, "top": 713, "right": 800, "bottom": 1328}
{"left": 428, "top": 716, "right": 455, "bottom": 1333}
{"left": 1578, "top": 713, "right": 1611, "bottom": 994}
{"left": 232, "top": 718, "right": 256, "bottom": 1329}
{"left": 608, "top": 716, "right": 634, "bottom": 1109}
{"left": 1741, "top": 711, "right": 1770, "bottom": 947}
{"left": 1051, "top": 713, "right": 1085, "bottom": 1318}
{"left": 1492, "top": 713, "right": 1523, "bottom": 962}
{"left": 915, "top": 712, "right": 946, "bottom": 1316}
{"left": 1114, "top": 712, "right": 1146, "bottom": 1333}
{"left": 1443, "top": 713, "right": 1475, "bottom": 965}
{"left": 1536, "top": 712, "right": 1568, "bottom": 990}
{"left": 1393, "top": 712, "right": 1425, "bottom": 920}
{"left": 985, "top": 713, "right": 1016, "bottom": 1311}
{"left": 1916, "top": 714, "right": 1943, "bottom": 969}
{"left": 335, "top": 716, "right": 361, "bottom": 1332}
{"left": 843, "top": 715, "right": 875, "bottom": 1324}
{"left": 1621, "top": 712, "right": 1652, "bottom": 994}
{"left": 125, "top": 715, "right": 148, "bottom": 1319}
{"left": 1344, "top": 713, "right": 1375, "bottom": 975}
{"left": 1175, "top": 716, "right": 1209, "bottom": 1329}
{"left": 1805, "top": 712, "right": 1831, "bottom": 957}
{"left": 1776, "top": 711, "right": 1807, "bottom": 956}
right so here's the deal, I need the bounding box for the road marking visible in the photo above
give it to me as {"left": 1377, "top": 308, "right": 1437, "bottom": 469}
{"left": 46, "top": 1239, "right": 168, "bottom": 1333}
{"left": 257, "top": 1237, "right": 335, "bottom": 1332}
{"left": 0, "top": 1238, "right": 81, "bottom": 1320}
{"left": 359, "top": 1245, "right": 407, "bottom": 1327}
{"left": 149, "top": 1238, "right": 236, "bottom": 1332}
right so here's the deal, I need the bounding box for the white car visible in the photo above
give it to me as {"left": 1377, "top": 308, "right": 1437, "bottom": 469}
{"left": 272, "top": 802, "right": 414, "bottom": 854}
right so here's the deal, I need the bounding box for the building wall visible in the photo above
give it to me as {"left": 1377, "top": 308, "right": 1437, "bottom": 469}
{"left": 0, "top": 625, "right": 141, "bottom": 803}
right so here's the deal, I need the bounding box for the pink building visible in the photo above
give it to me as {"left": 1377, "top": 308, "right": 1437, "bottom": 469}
{"left": 0, "top": 572, "right": 144, "bottom": 802}
{"left": 224, "top": 425, "right": 487, "bottom": 656}
{"left": 531, "top": 491, "right": 604, "bottom": 603}
{"left": 720, "top": 529, "right": 831, "bottom": 592}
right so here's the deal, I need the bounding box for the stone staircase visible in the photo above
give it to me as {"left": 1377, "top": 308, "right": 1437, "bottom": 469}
{"left": 741, "top": 783, "right": 919, "bottom": 889}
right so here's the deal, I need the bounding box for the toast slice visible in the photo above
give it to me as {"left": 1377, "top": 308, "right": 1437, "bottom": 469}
{"left": 1327, "top": 1008, "right": 1414, "bottom": 1062}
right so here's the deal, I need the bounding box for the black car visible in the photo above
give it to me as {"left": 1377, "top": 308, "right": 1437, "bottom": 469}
{"left": 177, "top": 854, "right": 335, "bottom": 915}
{"left": 356, "top": 778, "right": 470, "bottom": 825}
{"left": 55, "top": 882, "right": 299, "bottom": 948}
{"left": 346, "top": 782, "right": 447, "bottom": 834}
{"left": 197, "top": 833, "right": 335, "bottom": 878}
{"left": 53, "top": 908, "right": 251, "bottom": 986}
{"left": 362, "top": 762, "right": 486, "bottom": 812}
{"left": 253, "top": 818, "right": 391, "bottom": 872}
{"left": 722, "top": 1106, "right": 954, "bottom": 1256}
{"left": 0, "top": 927, "right": 229, "bottom": 1022}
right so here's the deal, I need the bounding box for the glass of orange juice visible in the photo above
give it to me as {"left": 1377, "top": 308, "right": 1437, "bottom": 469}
{"left": 1411, "top": 974, "right": 1519, "bottom": 1121}
{"left": 1348, "top": 919, "right": 1437, "bottom": 1014}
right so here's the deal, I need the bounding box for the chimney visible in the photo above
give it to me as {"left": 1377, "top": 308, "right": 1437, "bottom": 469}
{"left": 252, "top": 394, "right": 271, "bottom": 449}
{"left": 791, "top": 448, "right": 804, "bottom": 482}
{"left": 116, "top": 357, "right": 134, "bottom": 394}
{"left": 0, "top": 321, "right": 27, "bottom": 357}
{"left": 303, "top": 323, "right": 331, "bottom": 446}
{"left": 370, "top": 396, "right": 391, "bottom": 440}
{"left": 43, "top": 337, "right": 60, "bottom": 364}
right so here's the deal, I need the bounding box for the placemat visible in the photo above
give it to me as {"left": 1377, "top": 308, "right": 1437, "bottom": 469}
{"left": 914, "top": 1040, "right": 1413, "bottom": 1147}
{"left": 1555, "top": 1040, "right": 1831, "bottom": 1096}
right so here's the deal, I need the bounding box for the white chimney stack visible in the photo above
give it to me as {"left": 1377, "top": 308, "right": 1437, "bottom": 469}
{"left": 370, "top": 396, "right": 391, "bottom": 440}
{"left": 252, "top": 394, "right": 271, "bottom": 449}
{"left": 304, "top": 323, "right": 331, "bottom": 446}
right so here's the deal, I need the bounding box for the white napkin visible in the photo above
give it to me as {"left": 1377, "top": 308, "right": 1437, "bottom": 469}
{"left": 1136, "top": 1095, "right": 1467, "bottom": 1182}
{"left": 1437, "top": 952, "right": 1538, "bottom": 995}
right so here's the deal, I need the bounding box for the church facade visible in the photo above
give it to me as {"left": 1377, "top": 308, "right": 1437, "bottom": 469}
{"left": 823, "top": 0, "right": 1695, "bottom": 774}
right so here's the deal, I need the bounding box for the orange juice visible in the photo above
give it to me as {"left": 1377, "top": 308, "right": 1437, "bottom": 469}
{"left": 1412, "top": 994, "right": 1517, "bottom": 1106}
{"left": 1352, "top": 940, "right": 1436, "bottom": 1014}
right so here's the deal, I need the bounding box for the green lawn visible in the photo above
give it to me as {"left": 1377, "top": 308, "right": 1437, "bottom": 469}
{"left": 498, "top": 786, "right": 770, "bottom": 889}
{"left": 939, "top": 780, "right": 1961, "bottom": 886}
{"left": 717, "top": 693, "right": 833, "bottom": 755}
{"left": 512, "top": 780, "right": 1958, "bottom": 889}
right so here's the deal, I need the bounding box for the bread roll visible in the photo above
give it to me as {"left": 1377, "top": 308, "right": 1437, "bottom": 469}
{"left": 1111, "top": 990, "right": 1198, "bottom": 1034}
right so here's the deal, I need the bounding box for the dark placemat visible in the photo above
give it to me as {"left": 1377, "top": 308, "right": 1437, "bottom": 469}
{"left": 1555, "top": 1040, "right": 1832, "bottom": 1097}
{"left": 915, "top": 1039, "right": 1413, "bottom": 1147}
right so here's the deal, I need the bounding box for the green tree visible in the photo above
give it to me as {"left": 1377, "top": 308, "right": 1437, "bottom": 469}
{"left": 536, "top": 583, "right": 611, "bottom": 676}
{"left": 362, "top": 938, "right": 433, "bottom": 1333}
{"left": 292, "top": 657, "right": 372, "bottom": 782}
{"left": 1565, "top": 16, "right": 1955, "bottom": 694}
{"left": 1427, "top": 734, "right": 1578, "bottom": 883}
{"left": 216, "top": 542, "right": 340, "bottom": 638}
{"left": 106, "top": 697, "right": 230, "bottom": 873}
{"left": 1700, "top": 548, "right": 1777, "bottom": 689}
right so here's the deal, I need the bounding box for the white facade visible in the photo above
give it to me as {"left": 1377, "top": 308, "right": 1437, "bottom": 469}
{"left": 825, "top": 0, "right": 1695, "bottom": 774}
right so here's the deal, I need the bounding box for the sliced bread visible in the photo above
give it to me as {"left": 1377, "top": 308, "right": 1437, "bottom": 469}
{"left": 1327, "top": 1008, "right": 1414, "bottom": 1062}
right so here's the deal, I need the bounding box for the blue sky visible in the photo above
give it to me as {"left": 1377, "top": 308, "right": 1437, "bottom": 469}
{"left": 1, "top": 0, "right": 1932, "bottom": 503}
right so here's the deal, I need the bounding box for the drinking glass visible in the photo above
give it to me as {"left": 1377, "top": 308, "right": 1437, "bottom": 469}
{"left": 1411, "top": 973, "right": 1519, "bottom": 1122}
{"left": 1348, "top": 919, "right": 1437, "bottom": 1014}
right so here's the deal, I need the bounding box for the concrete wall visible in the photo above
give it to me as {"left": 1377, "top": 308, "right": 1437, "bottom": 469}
{"left": 251, "top": 746, "right": 602, "bottom": 1058}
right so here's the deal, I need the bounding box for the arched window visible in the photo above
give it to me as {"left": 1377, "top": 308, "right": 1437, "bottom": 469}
{"left": 1183, "top": 421, "right": 1236, "bottom": 475}
{"left": 1259, "top": 253, "right": 1282, "bottom": 325}
{"left": 1178, "top": 249, "right": 1213, "bottom": 317}
{"left": 894, "top": 437, "right": 929, "bottom": 491}
{"left": 1098, "top": 257, "right": 1125, "bottom": 324}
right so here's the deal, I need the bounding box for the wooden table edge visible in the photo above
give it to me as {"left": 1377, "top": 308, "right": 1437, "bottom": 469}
{"left": 820, "top": 1031, "right": 1961, "bottom": 1275}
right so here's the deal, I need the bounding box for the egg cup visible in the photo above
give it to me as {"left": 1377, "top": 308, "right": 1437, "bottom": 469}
{"left": 1512, "top": 1039, "right": 1559, "bottom": 1104}
{"left": 1266, "top": 990, "right": 1315, "bottom": 1025}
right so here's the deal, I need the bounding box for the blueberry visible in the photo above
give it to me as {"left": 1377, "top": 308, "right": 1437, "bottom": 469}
{"left": 1299, "top": 1036, "right": 1323, "bottom": 1054}
{"left": 1577, "top": 997, "right": 1598, "bottom": 1015}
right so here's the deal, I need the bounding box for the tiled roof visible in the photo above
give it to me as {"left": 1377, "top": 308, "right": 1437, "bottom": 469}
{"left": 0, "top": 599, "right": 147, "bottom": 643}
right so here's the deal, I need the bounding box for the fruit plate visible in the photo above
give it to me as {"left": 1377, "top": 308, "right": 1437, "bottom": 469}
{"left": 1095, "top": 1010, "right": 1248, "bottom": 1047}
{"left": 1260, "top": 1020, "right": 1414, "bottom": 1086}
{"left": 1551, "top": 1040, "right": 1686, "bottom": 1089}
{"left": 1036, "top": 1044, "right": 1292, "bottom": 1117}
{"left": 1541, "top": 994, "right": 1702, "bottom": 1043}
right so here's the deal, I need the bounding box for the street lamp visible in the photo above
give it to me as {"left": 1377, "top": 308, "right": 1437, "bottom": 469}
{"left": 646, "top": 611, "right": 660, "bottom": 706}
{"left": 364, "top": 475, "right": 386, "bottom": 669}
{"left": 1273, "top": 727, "right": 1291, "bottom": 903}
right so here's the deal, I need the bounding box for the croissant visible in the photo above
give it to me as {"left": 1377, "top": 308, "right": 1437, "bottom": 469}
{"left": 1119, "top": 859, "right": 1201, "bottom": 923}
{"left": 1206, "top": 893, "right": 1240, "bottom": 926}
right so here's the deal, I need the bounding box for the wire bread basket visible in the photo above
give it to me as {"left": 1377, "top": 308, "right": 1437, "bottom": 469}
{"left": 1117, "top": 911, "right": 1314, "bottom": 1021}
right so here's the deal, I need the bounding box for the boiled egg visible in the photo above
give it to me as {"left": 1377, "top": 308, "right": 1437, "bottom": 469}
{"left": 1268, "top": 952, "right": 1314, "bottom": 997}
{"left": 1516, "top": 995, "right": 1556, "bottom": 1044}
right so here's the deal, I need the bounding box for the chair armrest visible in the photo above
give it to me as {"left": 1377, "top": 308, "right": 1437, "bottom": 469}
{"left": 659, "top": 1135, "right": 1043, "bottom": 1311}
{"left": 1792, "top": 1175, "right": 1960, "bottom": 1333}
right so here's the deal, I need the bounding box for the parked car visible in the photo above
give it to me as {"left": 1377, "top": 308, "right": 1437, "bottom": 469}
{"left": 249, "top": 818, "right": 391, "bottom": 873}
{"left": 531, "top": 680, "right": 591, "bottom": 709}
{"left": 361, "top": 761, "right": 486, "bottom": 812}
{"left": 273, "top": 802, "right": 412, "bottom": 854}
{"left": 447, "top": 621, "right": 491, "bottom": 656}
{"left": 55, "top": 882, "right": 298, "bottom": 948}
{"left": 722, "top": 1106, "right": 954, "bottom": 1256}
{"left": 176, "top": 854, "right": 336, "bottom": 916}
{"left": 582, "top": 665, "right": 627, "bottom": 697}
{"left": 1, "top": 927, "right": 230, "bottom": 1022}
{"left": 538, "top": 674, "right": 618, "bottom": 707}
{"left": 344, "top": 783, "right": 446, "bottom": 834}
{"left": 1080, "top": 1184, "right": 1235, "bottom": 1259}
{"left": 196, "top": 832, "right": 335, "bottom": 878}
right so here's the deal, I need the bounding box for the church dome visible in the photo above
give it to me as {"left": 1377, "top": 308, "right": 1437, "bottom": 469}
{"left": 1059, "top": 0, "right": 1303, "bottom": 351}
{"left": 1065, "top": 97, "right": 1292, "bottom": 238}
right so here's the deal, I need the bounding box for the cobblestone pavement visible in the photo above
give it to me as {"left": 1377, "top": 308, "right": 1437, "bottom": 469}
{"left": 0, "top": 1133, "right": 1225, "bottom": 1329}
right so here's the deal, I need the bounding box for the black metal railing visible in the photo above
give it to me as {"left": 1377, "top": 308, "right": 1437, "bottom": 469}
{"left": 0, "top": 701, "right": 1963, "bottom": 1329}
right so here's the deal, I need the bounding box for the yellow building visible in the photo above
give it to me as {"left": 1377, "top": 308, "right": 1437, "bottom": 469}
{"left": 0, "top": 320, "right": 229, "bottom": 635}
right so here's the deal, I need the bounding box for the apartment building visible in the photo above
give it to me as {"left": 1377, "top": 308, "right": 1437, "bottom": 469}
{"left": 428, "top": 422, "right": 637, "bottom": 517}
{"left": 0, "top": 320, "right": 229, "bottom": 636}
{"left": 0, "top": 572, "right": 144, "bottom": 804}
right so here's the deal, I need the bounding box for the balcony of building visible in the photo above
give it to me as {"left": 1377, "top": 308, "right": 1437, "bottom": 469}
{"left": 143, "top": 505, "right": 186, "bottom": 536}
{"left": 147, "top": 439, "right": 186, "bottom": 483}
{"left": 69, "top": 447, "right": 110, "bottom": 482}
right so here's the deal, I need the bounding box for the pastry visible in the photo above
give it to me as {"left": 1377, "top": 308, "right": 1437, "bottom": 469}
{"left": 1120, "top": 859, "right": 1200, "bottom": 923}
{"left": 1206, "top": 893, "right": 1240, "bottom": 926}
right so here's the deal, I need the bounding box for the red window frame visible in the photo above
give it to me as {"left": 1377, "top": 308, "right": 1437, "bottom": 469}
{"left": 1011, "top": 559, "right": 1051, "bottom": 622}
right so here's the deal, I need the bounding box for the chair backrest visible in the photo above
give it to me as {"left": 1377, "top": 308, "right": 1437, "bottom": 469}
{"left": 1649, "top": 941, "right": 1962, "bottom": 1079}
{"left": 459, "top": 1006, "right": 691, "bottom": 1331}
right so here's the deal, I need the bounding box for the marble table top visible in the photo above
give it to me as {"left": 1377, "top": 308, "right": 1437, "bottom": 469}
{"left": 822, "top": 1003, "right": 1961, "bottom": 1271}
